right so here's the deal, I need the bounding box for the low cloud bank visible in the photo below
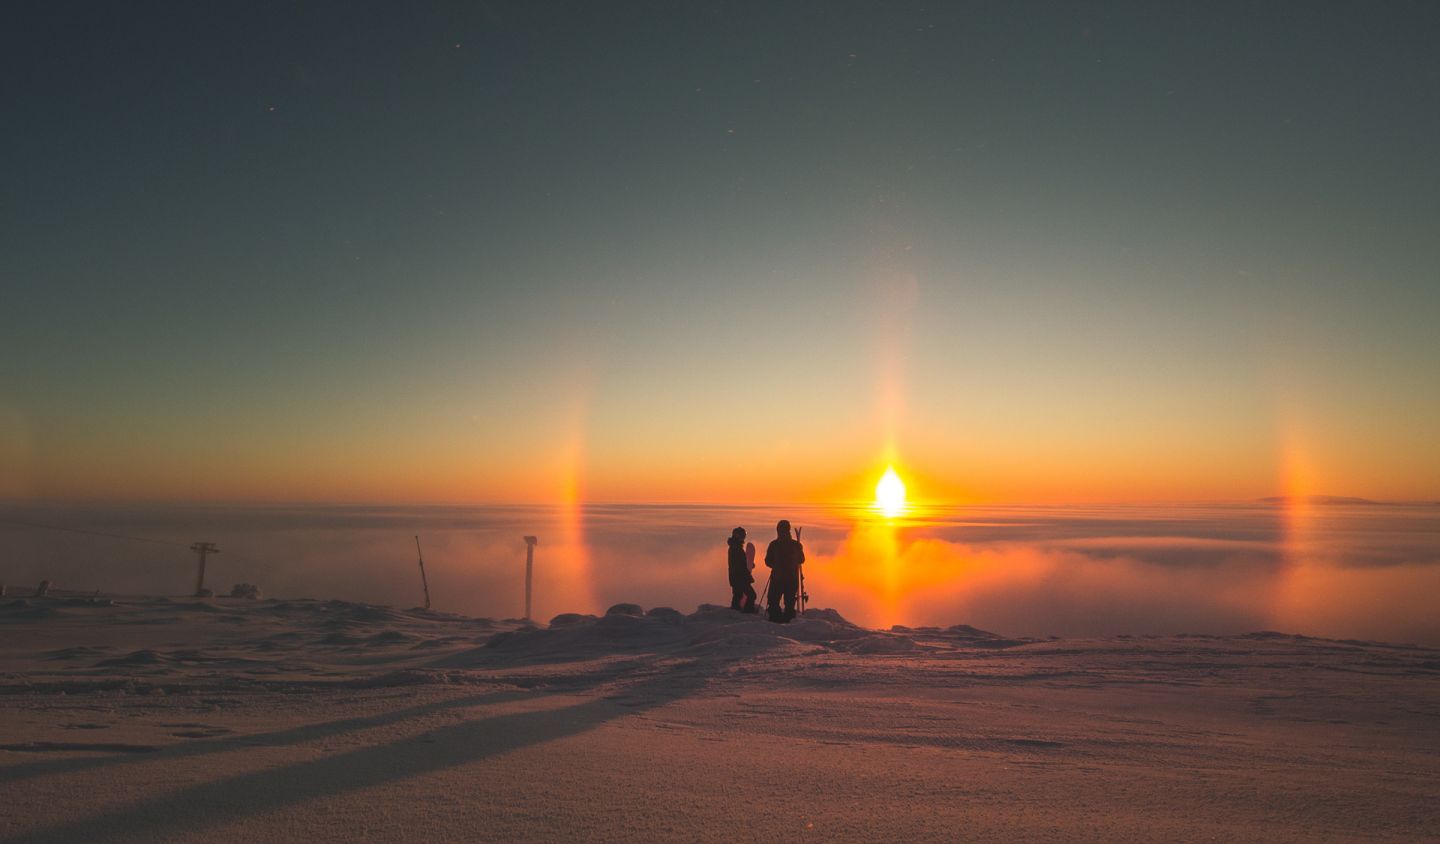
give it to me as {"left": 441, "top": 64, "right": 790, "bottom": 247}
{"left": 4, "top": 502, "right": 1438, "bottom": 644}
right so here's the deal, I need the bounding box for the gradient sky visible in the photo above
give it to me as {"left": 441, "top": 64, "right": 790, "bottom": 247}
{"left": 3, "top": 1, "right": 1438, "bottom": 504}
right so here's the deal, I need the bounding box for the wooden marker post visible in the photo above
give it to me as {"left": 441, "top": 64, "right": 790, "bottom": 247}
{"left": 523, "top": 536, "right": 538, "bottom": 621}
{"left": 414, "top": 536, "right": 431, "bottom": 610}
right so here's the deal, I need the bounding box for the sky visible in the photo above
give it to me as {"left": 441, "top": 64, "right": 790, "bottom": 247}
{"left": 3, "top": 1, "right": 1439, "bottom": 505}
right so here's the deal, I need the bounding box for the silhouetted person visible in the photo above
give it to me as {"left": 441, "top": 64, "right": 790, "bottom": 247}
{"left": 764, "top": 519, "right": 805, "bottom": 622}
{"left": 727, "top": 527, "right": 758, "bottom": 613}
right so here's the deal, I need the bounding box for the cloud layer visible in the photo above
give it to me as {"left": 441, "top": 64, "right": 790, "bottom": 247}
{"left": 4, "top": 502, "right": 1438, "bottom": 644}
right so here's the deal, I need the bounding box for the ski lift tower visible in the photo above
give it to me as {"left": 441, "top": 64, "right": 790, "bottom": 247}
{"left": 190, "top": 542, "right": 218, "bottom": 596}
{"left": 523, "top": 536, "right": 538, "bottom": 622}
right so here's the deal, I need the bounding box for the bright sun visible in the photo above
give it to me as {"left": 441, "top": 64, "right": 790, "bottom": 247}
{"left": 875, "top": 466, "right": 907, "bottom": 517}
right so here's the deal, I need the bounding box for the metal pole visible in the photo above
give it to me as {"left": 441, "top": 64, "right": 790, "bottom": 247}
{"left": 190, "top": 542, "right": 218, "bottom": 596}
{"left": 523, "top": 536, "right": 538, "bottom": 621}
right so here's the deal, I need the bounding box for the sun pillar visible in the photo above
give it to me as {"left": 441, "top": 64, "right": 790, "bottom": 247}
{"left": 544, "top": 394, "right": 598, "bottom": 620}
{"left": 1271, "top": 419, "right": 1320, "bottom": 634}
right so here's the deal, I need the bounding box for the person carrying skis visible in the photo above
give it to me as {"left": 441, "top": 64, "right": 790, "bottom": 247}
{"left": 727, "top": 527, "right": 758, "bottom": 613}
{"left": 764, "top": 519, "right": 805, "bottom": 622}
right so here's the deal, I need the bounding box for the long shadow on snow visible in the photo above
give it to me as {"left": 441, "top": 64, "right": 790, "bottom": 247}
{"left": 7, "top": 653, "right": 760, "bottom": 843}
{"left": 0, "top": 658, "right": 659, "bottom": 787}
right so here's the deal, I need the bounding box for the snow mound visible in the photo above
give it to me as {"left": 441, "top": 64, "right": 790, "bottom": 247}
{"left": 840, "top": 634, "right": 920, "bottom": 654}
{"left": 891, "top": 622, "right": 1029, "bottom": 648}
{"left": 440, "top": 605, "right": 881, "bottom": 667}
{"left": 0, "top": 601, "right": 62, "bottom": 621}
{"left": 549, "top": 613, "right": 598, "bottom": 627}
{"left": 645, "top": 606, "right": 684, "bottom": 623}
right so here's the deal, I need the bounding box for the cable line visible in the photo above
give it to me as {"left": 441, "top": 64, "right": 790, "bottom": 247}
{"left": 0, "top": 516, "right": 191, "bottom": 549}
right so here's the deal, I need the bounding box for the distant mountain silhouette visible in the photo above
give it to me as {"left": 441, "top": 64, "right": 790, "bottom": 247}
{"left": 1258, "top": 495, "right": 1383, "bottom": 506}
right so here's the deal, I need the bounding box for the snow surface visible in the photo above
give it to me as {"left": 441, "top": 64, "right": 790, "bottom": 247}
{"left": 1, "top": 593, "right": 1437, "bottom": 841}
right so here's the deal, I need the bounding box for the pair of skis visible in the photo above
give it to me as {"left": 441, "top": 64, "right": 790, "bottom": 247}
{"left": 761, "top": 526, "right": 808, "bottom": 619}
{"left": 795, "top": 526, "right": 809, "bottom": 614}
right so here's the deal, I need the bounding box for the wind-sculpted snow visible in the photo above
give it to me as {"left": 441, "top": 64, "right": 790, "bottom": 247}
{"left": 0, "top": 594, "right": 1003, "bottom": 693}
{"left": 440, "top": 602, "right": 1023, "bottom": 668}
{"left": 0, "top": 595, "right": 524, "bottom": 694}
